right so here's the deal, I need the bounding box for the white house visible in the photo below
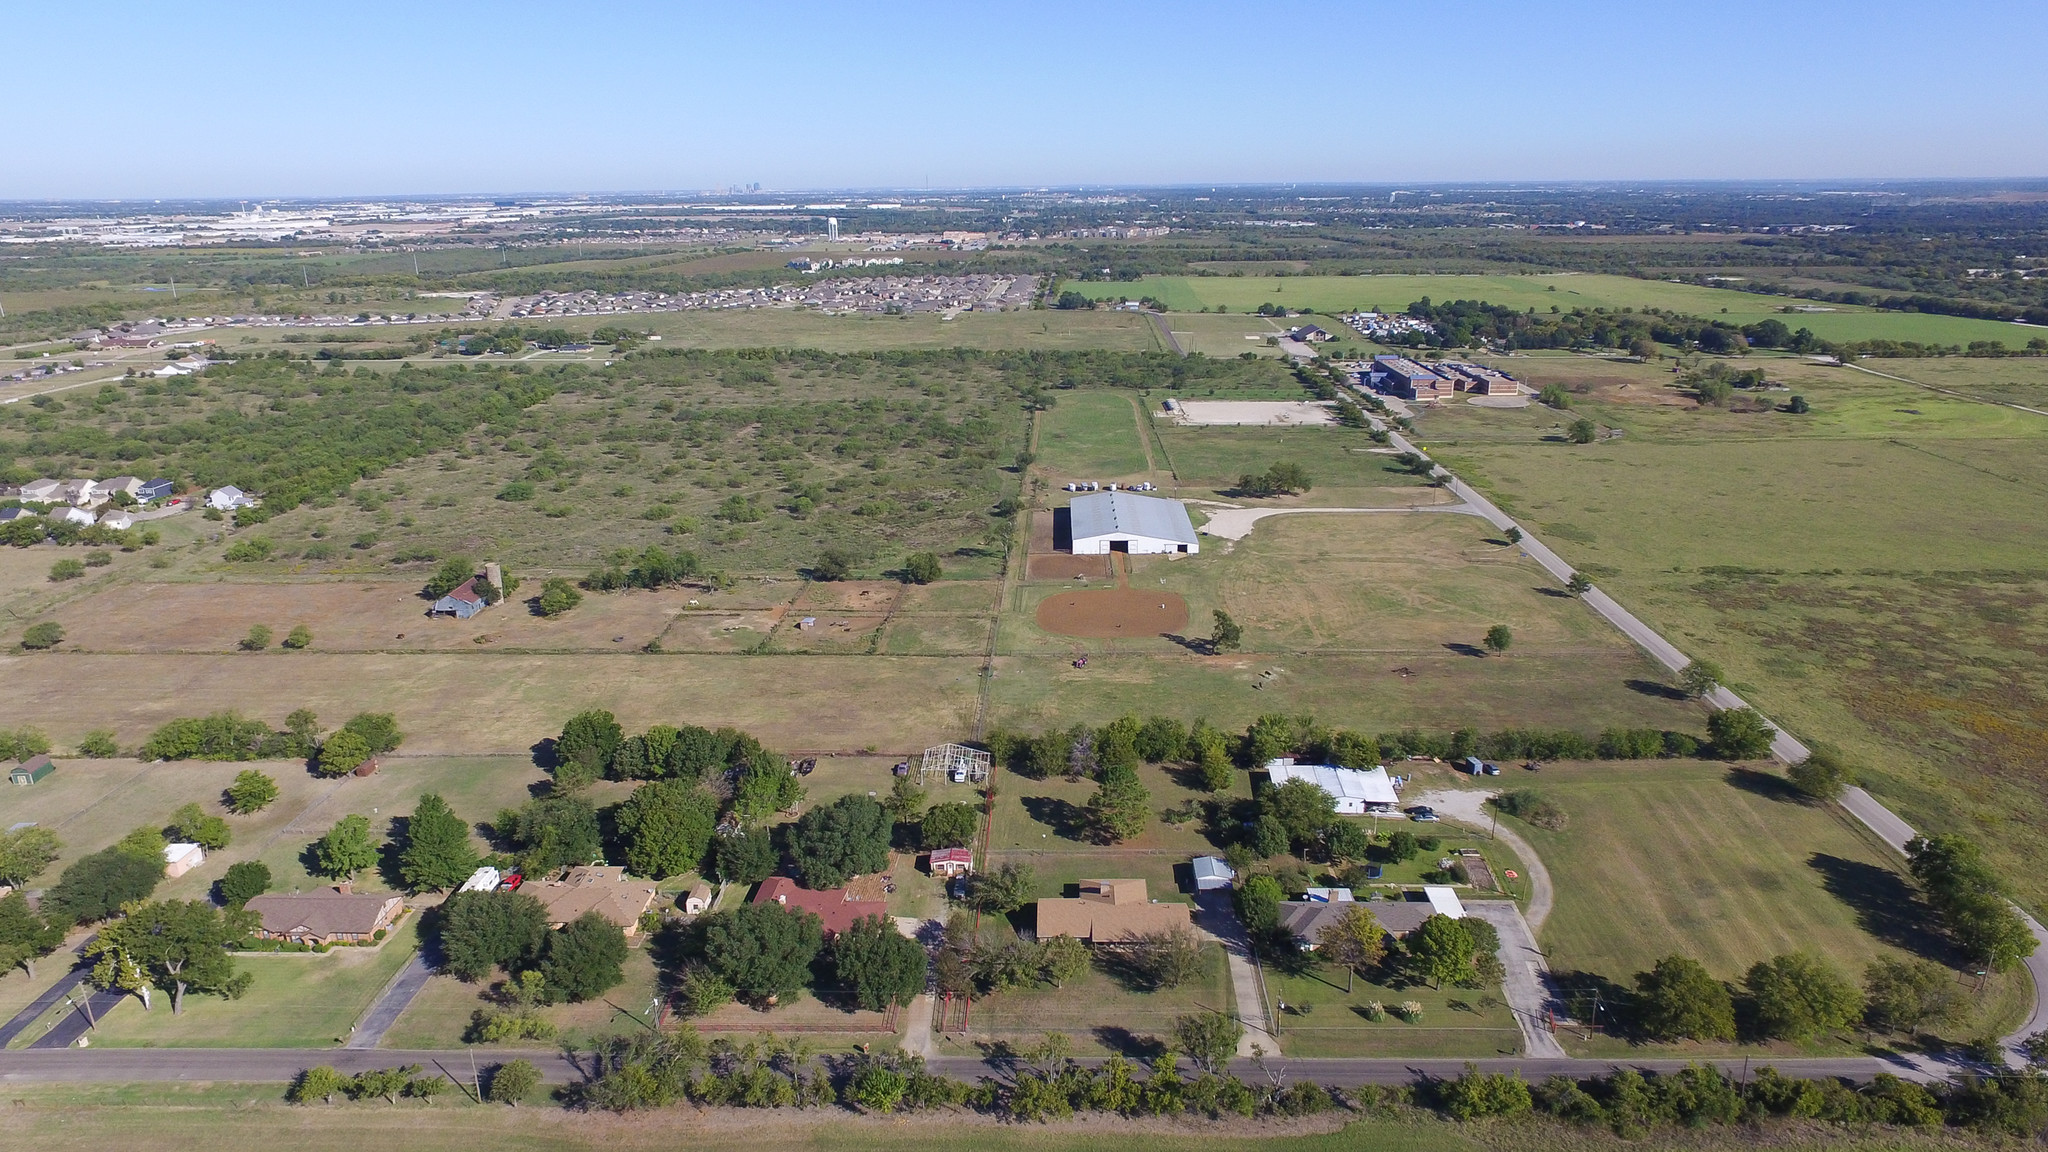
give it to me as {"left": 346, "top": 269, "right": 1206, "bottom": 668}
{"left": 207, "top": 486, "right": 256, "bottom": 511}
{"left": 1068, "top": 491, "right": 1199, "bottom": 555}
{"left": 45, "top": 506, "right": 96, "bottom": 527}
{"left": 1262, "top": 759, "right": 1399, "bottom": 814}
{"left": 18, "top": 478, "right": 61, "bottom": 503}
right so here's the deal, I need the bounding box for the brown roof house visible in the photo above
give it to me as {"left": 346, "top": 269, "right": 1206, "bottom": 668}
{"left": 245, "top": 887, "right": 404, "bottom": 946}
{"left": 529, "top": 866, "right": 660, "bottom": 936}
{"left": 751, "top": 876, "right": 888, "bottom": 938}
{"left": 1034, "top": 879, "right": 1192, "bottom": 946}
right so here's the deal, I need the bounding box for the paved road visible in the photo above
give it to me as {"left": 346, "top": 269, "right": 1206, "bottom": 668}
{"left": 345, "top": 950, "right": 430, "bottom": 1050}
{"left": 1406, "top": 788, "right": 1554, "bottom": 931}
{"left": 31, "top": 989, "right": 126, "bottom": 1049}
{"left": 1145, "top": 311, "right": 1184, "bottom": 357}
{"left": 0, "top": 1045, "right": 1935, "bottom": 1087}
{"left": 0, "top": 968, "right": 86, "bottom": 1048}
{"left": 1463, "top": 901, "right": 1567, "bottom": 1059}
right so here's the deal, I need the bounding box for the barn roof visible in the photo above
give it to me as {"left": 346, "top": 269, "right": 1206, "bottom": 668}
{"left": 1069, "top": 492, "right": 1198, "bottom": 547}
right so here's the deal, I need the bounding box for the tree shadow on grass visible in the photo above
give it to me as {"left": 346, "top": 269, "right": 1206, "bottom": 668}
{"left": 1443, "top": 642, "right": 1487, "bottom": 658}
{"left": 1020, "top": 796, "right": 1090, "bottom": 842}
{"left": 1531, "top": 586, "right": 1572, "bottom": 599}
{"left": 1724, "top": 766, "right": 1806, "bottom": 804}
{"left": 1809, "top": 853, "right": 1952, "bottom": 961}
{"left": 1093, "top": 1026, "right": 1166, "bottom": 1059}
{"left": 1626, "top": 678, "right": 1688, "bottom": 701}
{"left": 1163, "top": 633, "right": 1217, "bottom": 655}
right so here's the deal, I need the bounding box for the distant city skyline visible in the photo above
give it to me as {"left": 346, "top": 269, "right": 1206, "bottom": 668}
{"left": 5, "top": 0, "right": 2045, "bottom": 198}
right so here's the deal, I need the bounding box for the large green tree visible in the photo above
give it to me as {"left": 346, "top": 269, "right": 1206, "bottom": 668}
{"left": 1863, "top": 957, "right": 1964, "bottom": 1034}
{"left": 1706, "top": 707, "right": 1775, "bottom": 760}
{"left": 701, "top": 901, "right": 824, "bottom": 1003}
{"left": 223, "top": 769, "right": 280, "bottom": 815}
{"left": 1633, "top": 955, "right": 1736, "bottom": 1042}
{"left": 615, "top": 781, "right": 718, "bottom": 879}
{"left": 554, "top": 710, "right": 622, "bottom": 787}
{"left": 1087, "top": 761, "right": 1150, "bottom": 844}
{"left": 539, "top": 911, "right": 629, "bottom": 1002}
{"left": 43, "top": 844, "right": 162, "bottom": 925}
{"left": 831, "top": 914, "right": 928, "bottom": 1011}
{"left": 496, "top": 796, "right": 603, "bottom": 875}
{"left": 0, "top": 892, "right": 64, "bottom": 978}
{"left": 0, "top": 826, "right": 61, "bottom": 887}
{"left": 787, "top": 795, "right": 892, "bottom": 890}
{"left": 1262, "top": 776, "right": 1338, "bottom": 852}
{"left": 400, "top": 793, "right": 480, "bottom": 892}
{"left": 89, "top": 899, "right": 255, "bottom": 1014}
{"left": 435, "top": 890, "right": 551, "bottom": 982}
{"left": 713, "top": 828, "right": 778, "bottom": 885}
{"left": 217, "top": 861, "right": 271, "bottom": 908}
{"left": 312, "top": 814, "right": 379, "bottom": 880}
{"left": 1745, "top": 952, "right": 1862, "bottom": 1040}
{"left": 167, "top": 802, "right": 231, "bottom": 850}
{"left": 1408, "top": 914, "right": 1476, "bottom": 988}
{"left": 314, "top": 729, "right": 372, "bottom": 777}
{"left": 919, "top": 802, "right": 980, "bottom": 850}
{"left": 1907, "top": 834, "right": 2039, "bottom": 971}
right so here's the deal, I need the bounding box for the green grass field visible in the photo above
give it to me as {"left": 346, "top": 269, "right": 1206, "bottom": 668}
{"left": 1065, "top": 274, "right": 2040, "bottom": 348}
{"left": 1421, "top": 357, "right": 2048, "bottom": 911}
{"left": 1036, "top": 391, "right": 1154, "bottom": 480}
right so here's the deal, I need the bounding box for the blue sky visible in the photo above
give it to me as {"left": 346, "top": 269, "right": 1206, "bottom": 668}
{"left": 6, "top": 0, "right": 2045, "bottom": 197}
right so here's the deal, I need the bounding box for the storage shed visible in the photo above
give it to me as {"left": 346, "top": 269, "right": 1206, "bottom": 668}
{"left": 1068, "top": 491, "right": 1200, "bottom": 555}
{"left": 9, "top": 755, "right": 54, "bottom": 786}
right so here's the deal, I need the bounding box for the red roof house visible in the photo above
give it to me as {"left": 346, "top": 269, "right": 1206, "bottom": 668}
{"left": 927, "top": 848, "right": 975, "bottom": 878}
{"left": 751, "top": 876, "right": 888, "bottom": 938}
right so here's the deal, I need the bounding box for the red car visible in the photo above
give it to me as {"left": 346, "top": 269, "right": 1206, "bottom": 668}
{"left": 498, "top": 873, "right": 523, "bottom": 891}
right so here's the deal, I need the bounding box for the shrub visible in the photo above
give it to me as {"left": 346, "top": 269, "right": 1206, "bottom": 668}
{"left": 281, "top": 624, "right": 313, "bottom": 650}
{"left": 48, "top": 559, "right": 85, "bottom": 581}
{"left": 222, "top": 538, "right": 276, "bottom": 563}
{"left": 20, "top": 622, "right": 64, "bottom": 650}
{"left": 537, "top": 577, "right": 582, "bottom": 617}
{"left": 486, "top": 1059, "right": 540, "bottom": 1105}
{"left": 77, "top": 729, "right": 118, "bottom": 757}
{"left": 1488, "top": 789, "right": 1566, "bottom": 831}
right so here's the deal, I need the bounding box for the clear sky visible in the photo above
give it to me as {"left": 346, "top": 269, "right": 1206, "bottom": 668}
{"left": 7, "top": 0, "right": 2045, "bottom": 198}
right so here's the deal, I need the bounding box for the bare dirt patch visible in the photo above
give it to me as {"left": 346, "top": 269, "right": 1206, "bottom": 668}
{"left": 791, "top": 580, "right": 903, "bottom": 614}
{"left": 1035, "top": 587, "right": 1189, "bottom": 638}
{"left": 1169, "top": 399, "right": 1336, "bottom": 426}
{"left": 1028, "top": 553, "right": 1114, "bottom": 580}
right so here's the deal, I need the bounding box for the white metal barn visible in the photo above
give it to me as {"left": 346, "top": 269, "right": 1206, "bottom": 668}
{"left": 1068, "top": 491, "right": 1200, "bottom": 555}
{"left": 1262, "top": 759, "right": 1399, "bottom": 814}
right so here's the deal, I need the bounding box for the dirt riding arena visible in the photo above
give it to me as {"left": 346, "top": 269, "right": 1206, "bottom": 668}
{"left": 1028, "top": 553, "right": 1114, "bottom": 580}
{"left": 1168, "top": 399, "right": 1336, "bottom": 426}
{"left": 1035, "top": 587, "right": 1189, "bottom": 638}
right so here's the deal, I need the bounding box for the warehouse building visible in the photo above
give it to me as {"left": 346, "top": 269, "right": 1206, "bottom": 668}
{"left": 1068, "top": 491, "right": 1200, "bottom": 555}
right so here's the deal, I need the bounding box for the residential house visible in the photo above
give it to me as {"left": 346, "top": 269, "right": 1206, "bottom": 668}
{"left": 529, "top": 866, "right": 660, "bottom": 936}
{"left": 98, "top": 476, "right": 144, "bottom": 501}
{"left": 207, "top": 486, "right": 256, "bottom": 511}
{"left": 683, "top": 881, "right": 714, "bottom": 916}
{"left": 18, "top": 479, "right": 61, "bottom": 503}
{"left": 137, "top": 478, "right": 175, "bottom": 502}
{"left": 1190, "top": 855, "right": 1235, "bottom": 891}
{"left": 0, "top": 508, "right": 38, "bottom": 523}
{"left": 163, "top": 842, "right": 206, "bottom": 878}
{"left": 429, "top": 578, "right": 488, "bottom": 619}
{"left": 98, "top": 510, "right": 135, "bottom": 531}
{"left": 1034, "top": 879, "right": 1192, "bottom": 946}
{"left": 751, "top": 875, "right": 888, "bottom": 938}
{"left": 245, "top": 888, "right": 405, "bottom": 946}
{"left": 57, "top": 480, "right": 100, "bottom": 507}
{"left": 927, "top": 847, "right": 974, "bottom": 879}
{"left": 1287, "top": 324, "right": 1334, "bottom": 343}
{"left": 9, "top": 755, "right": 54, "bottom": 785}
{"left": 45, "top": 506, "right": 95, "bottom": 527}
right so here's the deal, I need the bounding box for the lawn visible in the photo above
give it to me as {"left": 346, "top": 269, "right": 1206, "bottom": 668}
{"left": 954, "top": 935, "right": 1237, "bottom": 1058}
{"left": 1064, "top": 274, "right": 2041, "bottom": 348}
{"left": 379, "top": 947, "right": 665, "bottom": 1050}
{"left": 83, "top": 918, "right": 422, "bottom": 1048}
{"left": 1262, "top": 961, "right": 1522, "bottom": 1059}
{"left": 1035, "top": 390, "right": 1154, "bottom": 481}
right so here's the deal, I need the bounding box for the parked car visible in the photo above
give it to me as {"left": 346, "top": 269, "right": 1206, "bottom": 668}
{"left": 948, "top": 876, "right": 969, "bottom": 900}
{"left": 1482, "top": 762, "right": 1501, "bottom": 776}
{"left": 498, "top": 873, "right": 523, "bottom": 891}
{"left": 1406, "top": 806, "right": 1440, "bottom": 822}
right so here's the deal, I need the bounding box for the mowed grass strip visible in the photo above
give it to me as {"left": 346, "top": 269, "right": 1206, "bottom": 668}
{"left": 1036, "top": 390, "right": 1153, "bottom": 481}
{"left": 1519, "top": 761, "right": 1915, "bottom": 980}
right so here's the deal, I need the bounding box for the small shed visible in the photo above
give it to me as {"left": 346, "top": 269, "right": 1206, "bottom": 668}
{"left": 352, "top": 756, "right": 380, "bottom": 778}
{"left": 163, "top": 842, "right": 205, "bottom": 878}
{"left": 430, "top": 578, "right": 487, "bottom": 619}
{"left": 9, "top": 755, "right": 54, "bottom": 786}
{"left": 683, "top": 881, "right": 714, "bottom": 916}
{"left": 1190, "top": 855, "right": 1235, "bottom": 891}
